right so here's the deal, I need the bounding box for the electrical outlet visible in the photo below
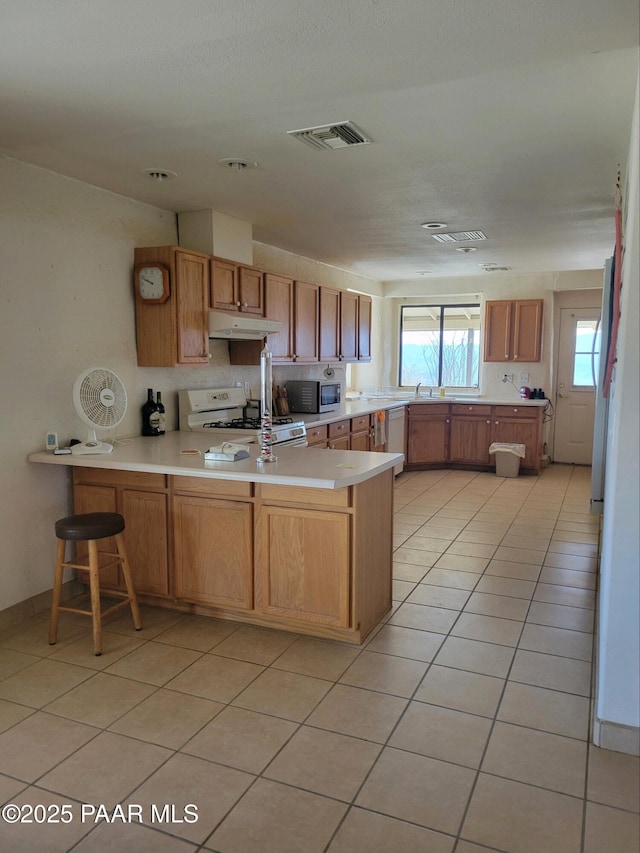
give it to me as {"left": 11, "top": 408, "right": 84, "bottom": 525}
{"left": 503, "top": 373, "right": 513, "bottom": 382}
{"left": 520, "top": 373, "right": 529, "bottom": 383}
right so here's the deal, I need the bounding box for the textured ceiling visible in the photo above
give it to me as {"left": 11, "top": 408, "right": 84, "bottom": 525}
{"left": 2, "top": 0, "right": 638, "bottom": 282}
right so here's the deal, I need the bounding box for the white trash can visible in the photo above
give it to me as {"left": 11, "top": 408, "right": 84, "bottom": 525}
{"left": 489, "top": 442, "right": 526, "bottom": 478}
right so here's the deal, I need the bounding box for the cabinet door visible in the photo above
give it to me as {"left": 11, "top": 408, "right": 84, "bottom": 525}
{"left": 176, "top": 251, "right": 210, "bottom": 363}
{"left": 293, "top": 281, "right": 319, "bottom": 363}
{"left": 238, "top": 267, "right": 264, "bottom": 315}
{"left": 449, "top": 417, "right": 492, "bottom": 464}
{"left": 329, "top": 435, "right": 351, "bottom": 450}
{"left": 339, "top": 291, "right": 358, "bottom": 361}
{"left": 265, "top": 273, "right": 293, "bottom": 362}
{"left": 73, "top": 484, "right": 120, "bottom": 588}
{"left": 513, "top": 300, "right": 543, "bottom": 361}
{"left": 358, "top": 295, "right": 372, "bottom": 362}
{"left": 483, "top": 300, "right": 512, "bottom": 362}
{"left": 407, "top": 414, "right": 450, "bottom": 464}
{"left": 173, "top": 496, "right": 253, "bottom": 609}
{"left": 256, "top": 506, "right": 350, "bottom": 627}
{"left": 210, "top": 259, "right": 238, "bottom": 312}
{"left": 319, "top": 287, "right": 341, "bottom": 362}
{"left": 350, "top": 431, "right": 370, "bottom": 452}
{"left": 492, "top": 418, "right": 540, "bottom": 470}
{"left": 121, "top": 489, "right": 169, "bottom": 597}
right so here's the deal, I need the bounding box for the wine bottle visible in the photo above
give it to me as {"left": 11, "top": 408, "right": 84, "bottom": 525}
{"left": 156, "top": 391, "right": 166, "bottom": 434}
{"left": 141, "top": 388, "right": 160, "bottom": 436}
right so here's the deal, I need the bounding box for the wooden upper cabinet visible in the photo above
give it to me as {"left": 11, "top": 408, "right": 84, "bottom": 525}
{"left": 319, "top": 287, "right": 341, "bottom": 362}
{"left": 292, "top": 280, "right": 319, "bottom": 363}
{"left": 264, "top": 273, "right": 294, "bottom": 361}
{"left": 210, "top": 259, "right": 264, "bottom": 315}
{"left": 340, "top": 291, "right": 359, "bottom": 361}
{"left": 135, "top": 246, "right": 209, "bottom": 367}
{"left": 358, "top": 294, "right": 372, "bottom": 361}
{"left": 483, "top": 299, "right": 543, "bottom": 362}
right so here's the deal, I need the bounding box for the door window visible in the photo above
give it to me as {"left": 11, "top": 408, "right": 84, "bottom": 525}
{"left": 572, "top": 319, "right": 601, "bottom": 388}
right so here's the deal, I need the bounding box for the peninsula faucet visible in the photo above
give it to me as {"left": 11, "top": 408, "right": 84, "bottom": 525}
{"left": 414, "top": 382, "right": 421, "bottom": 399}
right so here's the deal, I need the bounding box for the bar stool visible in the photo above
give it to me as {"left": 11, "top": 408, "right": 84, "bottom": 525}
{"left": 49, "top": 512, "right": 142, "bottom": 655}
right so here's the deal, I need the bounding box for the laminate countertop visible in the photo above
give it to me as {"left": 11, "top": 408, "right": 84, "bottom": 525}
{"left": 29, "top": 431, "right": 402, "bottom": 490}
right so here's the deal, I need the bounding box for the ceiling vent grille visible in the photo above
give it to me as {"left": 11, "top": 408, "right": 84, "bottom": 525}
{"left": 431, "top": 230, "right": 487, "bottom": 243}
{"left": 287, "top": 121, "right": 371, "bottom": 150}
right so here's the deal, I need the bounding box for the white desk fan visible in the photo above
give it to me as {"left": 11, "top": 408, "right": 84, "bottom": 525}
{"left": 71, "top": 367, "right": 127, "bottom": 455}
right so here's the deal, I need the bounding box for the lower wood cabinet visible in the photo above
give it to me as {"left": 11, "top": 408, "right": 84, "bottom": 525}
{"left": 255, "top": 505, "right": 350, "bottom": 627}
{"left": 449, "top": 405, "right": 492, "bottom": 465}
{"left": 406, "top": 404, "right": 450, "bottom": 465}
{"left": 72, "top": 467, "right": 394, "bottom": 644}
{"left": 173, "top": 495, "right": 253, "bottom": 609}
{"left": 406, "top": 403, "right": 543, "bottom": 471}
{"left": 73, "top": 470, "right": 169, "bottom": 596}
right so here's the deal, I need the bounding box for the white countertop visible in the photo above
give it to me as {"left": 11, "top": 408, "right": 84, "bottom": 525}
{"left": 297, "top": 396, "right": 547, "bottom": 427}
{"left": 29, "top": 431, "right": 403, "bottom": 490}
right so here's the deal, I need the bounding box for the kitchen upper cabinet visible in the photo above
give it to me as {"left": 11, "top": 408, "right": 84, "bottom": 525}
{"left": 319, "top": 287, "right": 372, "bottom": 363}
{"left": 293, "top": 280, "right": 319, "bottom": 363}
{"left": 262, "top": 275, "right": 319, "bottom": 364}
{"left": 449, "top": 404, "right": 492, "bottom": 465}
{"left": 406, "top": 404, "right": 450, "bottom": 465}
{"left": 264, "top": 273, "right": 294, "bottom": 361}
{"left": 135, "top": 246, "right": 210, "bottom": 367}
{"left": 210, "top": 259, "right": 264, "bottom": 316}
{"left": 483, "top": 299, "right": 543, "bottom": 362}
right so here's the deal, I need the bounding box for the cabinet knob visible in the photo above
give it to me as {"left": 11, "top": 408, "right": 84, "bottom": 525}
{"left": 514, "top": 354, "right": 518, "bottom": 359}
{"left": 236, "top": 301, "right": 241, "bottom": 307}
{"left": 446, "top": 419, "right": 450, "bottom": 423}
{"left": 486, "top": 420, "right": 490, "bottom": 424}
{"left": 208, "top": 352, "right": 212, "bottom": 360}
{"left": 513, "top": 408, "right": 518, "bottom": 412}
{"left": 495, "top": 420, "right": 499, "bottom": 424}
{"left": 468, "top": 406, "right": 473, "bottom": 410}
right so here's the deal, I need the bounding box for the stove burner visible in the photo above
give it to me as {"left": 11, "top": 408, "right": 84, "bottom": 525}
{"left": 202, "top": 416, "right": 295, "bottom": 429}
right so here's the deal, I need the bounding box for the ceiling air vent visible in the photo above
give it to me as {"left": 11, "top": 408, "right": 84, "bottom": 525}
{"left": 431, "top": 230, "right": 487, "bottom": 243}
{"left": 287, "top": 121, "right": 371, "bottom": 151}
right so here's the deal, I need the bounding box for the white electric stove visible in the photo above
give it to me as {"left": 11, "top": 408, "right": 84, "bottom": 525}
{"left": 178, "top": 387, "right": 308, "bottom": 447}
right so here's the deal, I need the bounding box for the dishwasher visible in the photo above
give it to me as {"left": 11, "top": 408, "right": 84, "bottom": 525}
{"left": 386, "top": 407, "right": 406, "bottom": 476}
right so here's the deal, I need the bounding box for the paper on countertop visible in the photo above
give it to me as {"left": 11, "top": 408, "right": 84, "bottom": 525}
{"left": 204, "top": 442, "right": 251, "bottom": 461}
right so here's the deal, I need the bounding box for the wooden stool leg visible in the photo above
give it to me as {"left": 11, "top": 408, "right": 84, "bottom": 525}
{"left": 87, "top": 539, "right": 102, "bottom": 656}
{"left": 49, "top": 539, "right": 66, "bottom": 645}
{"left": 115, "top": 532, "right": 142, "bottom": 631}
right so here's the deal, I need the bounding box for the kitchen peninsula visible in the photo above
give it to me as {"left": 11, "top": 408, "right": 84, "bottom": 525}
{"left": 29, "top": 436, "right": 402, "bottom": 645}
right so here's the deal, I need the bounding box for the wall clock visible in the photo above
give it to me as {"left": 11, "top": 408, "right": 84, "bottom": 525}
{"left": 134, "top": 263, "right": 170, "bottom": 303}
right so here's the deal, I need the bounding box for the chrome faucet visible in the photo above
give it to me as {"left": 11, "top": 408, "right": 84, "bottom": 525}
{"left": 428, "top": 386, "right": 434, "bottom": 398}
{"left": 414, "top": 382, "right": 421, "bottom": 399}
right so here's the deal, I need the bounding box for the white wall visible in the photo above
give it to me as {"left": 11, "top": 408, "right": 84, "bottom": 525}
{"left": 595, "top": 73, "right": 640, "bottom": 751}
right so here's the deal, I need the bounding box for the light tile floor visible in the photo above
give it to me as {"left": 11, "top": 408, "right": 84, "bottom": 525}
{"left": 1, "top": 465, "right": 639, "bottom": 851}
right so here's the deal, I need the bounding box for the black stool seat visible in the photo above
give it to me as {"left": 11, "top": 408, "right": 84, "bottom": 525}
{"left": 55, "top": 512, "right": 125, "bottom": 541}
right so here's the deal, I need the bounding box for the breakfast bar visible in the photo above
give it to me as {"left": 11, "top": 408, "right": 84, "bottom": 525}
{"left": 30, "top": 434, "right": 403, "bottom": 644}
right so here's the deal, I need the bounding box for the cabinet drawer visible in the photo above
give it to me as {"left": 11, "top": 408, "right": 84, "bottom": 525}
{"left": 328, "top": 419, "right": 350, "bottom": 437}
{"left": 407, "top": 404, "right": 450, "bottom": 417}
{"left": 351, "top": 415, "right": 369, "bottom": 432}
{"left": 493, "top": 405, "right": 539, "bottom": 419}
{"left": 73, "top": 469, "right": 166, "bottom": 490}
{"left": 260, "top": 484, "right": 351, "bottom": 508}
{"left": 451, "top": 404, "right": 492, "bottom": 417}
{"left": 172, "top": 476, "right": 253, "bottom": 498}
{"left": 306, "top": 425, "right": 328, "bottom": 443}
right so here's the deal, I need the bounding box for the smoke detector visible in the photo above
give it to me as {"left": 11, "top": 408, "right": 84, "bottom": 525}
{"left": 143, "top": 169, "right": 177, "bottom": 182}
{"left": 456, "top": 246, "right": 478, "bottom": 253}
{"left": 218, "top": 158, "right": 257, "bottom": 171}
{"left": 287, "top": 121, "right": 371, "bottom": 151}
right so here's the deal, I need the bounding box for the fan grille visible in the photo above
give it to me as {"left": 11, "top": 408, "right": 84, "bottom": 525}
{"left": 76, "top": 368, "right": 127, "bottom": 428}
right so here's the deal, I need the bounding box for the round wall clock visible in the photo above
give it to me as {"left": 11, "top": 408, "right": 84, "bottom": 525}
{"left": 134, "top": 263, "right": 170, "bottom": 303}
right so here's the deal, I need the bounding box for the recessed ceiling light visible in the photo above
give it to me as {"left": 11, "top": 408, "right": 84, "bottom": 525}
{"left": 416, "top": 270, "right": 432, "bottom": 276}
{"left": 142, "top": 168, "right": 177, "bottom": 181}
{"left": 218, "top": 158, "right": 258, "bottom": 171}
{"left": 456, "top": 246, "right": 478, "bottom": 253}
{"left": 420, "top": 222, "right": 447, "bottom": 229}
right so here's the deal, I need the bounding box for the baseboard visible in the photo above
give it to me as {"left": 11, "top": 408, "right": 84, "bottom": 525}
{"left": 0, "top": 580, "right": 83, "bottom": 635}
{"left": 593, "top": 718, "right": 640, "bottom": 756}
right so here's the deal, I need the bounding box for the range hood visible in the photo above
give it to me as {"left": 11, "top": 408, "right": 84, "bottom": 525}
{"left": 208, "top": 310, "right": 282, "bottom": 340}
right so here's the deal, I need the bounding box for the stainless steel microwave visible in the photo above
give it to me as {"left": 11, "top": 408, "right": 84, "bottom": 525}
{"left": 286, "top": 380, "right": 341, "bottom": 414}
